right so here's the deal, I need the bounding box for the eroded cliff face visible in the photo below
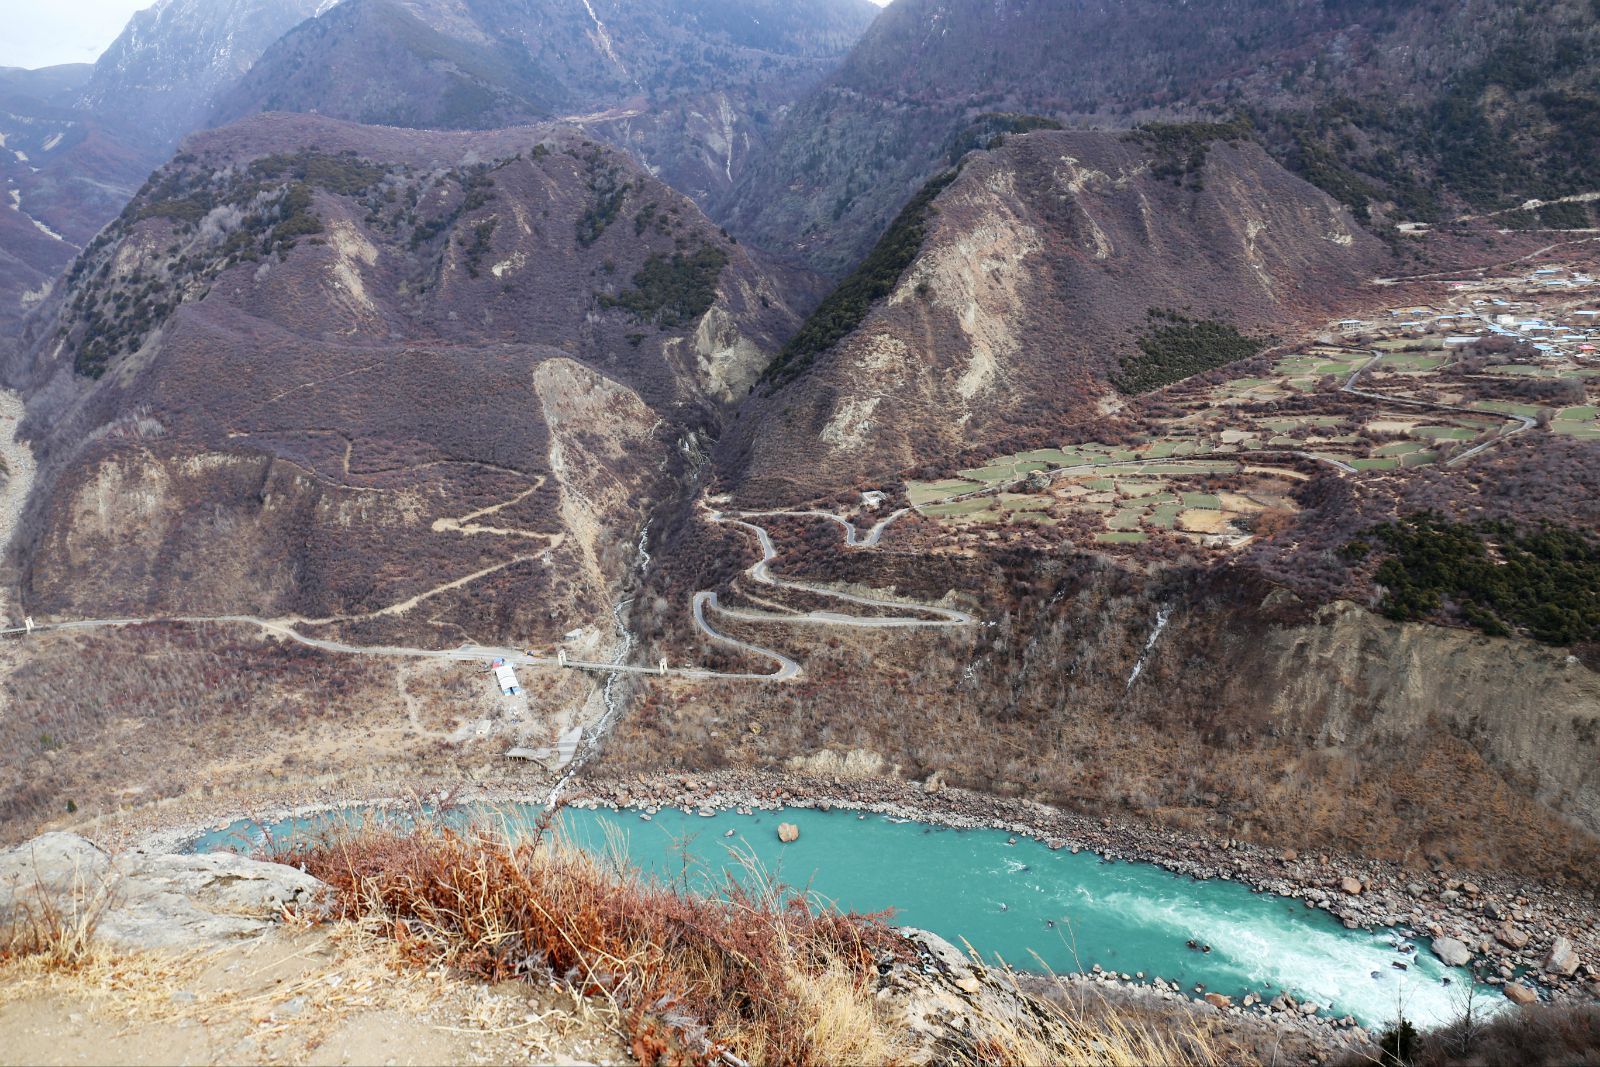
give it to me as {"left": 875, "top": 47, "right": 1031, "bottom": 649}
{"left": 1225, "top": 600, "right": 1600, "bottom": 836}
{"left": 722, "top": 129, "right": 1385, "bottom": 505}
{"left": 613, "top": 540, "right": 1600, "bottom": 879}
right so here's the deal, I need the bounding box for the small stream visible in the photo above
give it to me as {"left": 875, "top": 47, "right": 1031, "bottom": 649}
{"left": 192, "top": 804, "right": 1479, "bottom": 1030}
{"left": 544, "top": 524, "right": 650, "bottom": 807}
{"left": 1125, "top": 603, "right": 1171, "bottom": 689}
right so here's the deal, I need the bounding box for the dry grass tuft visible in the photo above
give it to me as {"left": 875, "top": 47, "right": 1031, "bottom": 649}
{"left": 0, "top": 861, "right": 115, "bottom": 971}
{"left": 965, "top": 969, "right": 1243, "bottom": 1067}
{"left": 269, "top": 815, "right": 912, "bottom": 1066}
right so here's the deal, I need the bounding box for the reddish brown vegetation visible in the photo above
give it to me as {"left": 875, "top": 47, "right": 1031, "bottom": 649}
{"left": 273, "top": 821, "right": 907, "bottom": 1065}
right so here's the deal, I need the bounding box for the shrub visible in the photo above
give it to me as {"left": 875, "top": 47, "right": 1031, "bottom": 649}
{"left": 762, "top": 167, "right": 962, "bottom": 387}
{"left": 599, "top": 243, "right": 729, "bottom": 328}
{"left": 270, "top": 819, "right": 907, "bottom": 1064}
{"left": 1114, "top": 310, "right": 1265, "bottom": 394}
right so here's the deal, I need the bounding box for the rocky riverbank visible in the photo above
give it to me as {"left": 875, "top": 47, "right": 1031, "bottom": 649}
{"left": 97, "top": 763, "right": 1600, "bottom": 1047}
{"left": 558, "top": 770, "right": 1600, "bottom": 1020}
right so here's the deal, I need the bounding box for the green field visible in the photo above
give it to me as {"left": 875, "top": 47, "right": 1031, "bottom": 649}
{"left": 1557, "top": 406, "right": 1599, "bottom": 422}
{"left": 921, "top": 498, "right": 996, "bottom": 519}
{"left": 908, "top": 480, "right": 983, "bottom": 505}
{"left": 1147, "top": 502, "right": 1184, "bottom": 529}
{"left": 1380, "top": 353, "right": 1448, "bottom": 371}
{"left": 1258, "top": 415, "right": 1343, "bottom": 431}
{"left": 962, "top": 463, "right": 1023, "bottom": 483}
{"left": 1181, "top": 492, "right": 1222, "bottom": 508}
{"left": 1469, "top": 400, "right": 1543, "bottom": 417}
{"left": 1411, "top": 425, "right": 1478, "bottom": 440}
{"left": 1351, "top": 457, "right": 1401, "bottom": 471}
{"left": 1119, "top": 482, "right": 1169, "bottom": 498}
{"left": 1485, "top": 364, "right": 1561, "bottom": 377}
{"left": 1014, "top": 448, "right": 1074, "bottom": 465}
{"left": 1103, "top": 461, "right": 1235, "bottom": 476}
{"left": 1373, "top": 440, "right": 1431, "bottom": 457}
{"left": 1109, "top": 508, "right": 1145, "bottom": 531}
{"left": 1096, "top": 531, "right": 1149, "bottom": 544}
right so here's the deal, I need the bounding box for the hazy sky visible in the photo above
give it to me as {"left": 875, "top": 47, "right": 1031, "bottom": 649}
{"left": 0, "top": 0, "right": 151, "bottom": 69}
{"left": 0, "top": 0, "right": 894, "bottom": 70}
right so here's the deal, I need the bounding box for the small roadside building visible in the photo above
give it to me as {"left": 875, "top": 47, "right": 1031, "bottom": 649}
{"left": 491, "top": 658, "right": 521, "bottom": 695}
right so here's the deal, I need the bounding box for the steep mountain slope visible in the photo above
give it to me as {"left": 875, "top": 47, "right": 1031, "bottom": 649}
{"left": 720, "top": 128, "right": 1387, "bottom": 503}
{"left": 0, "top": 0, "right": 329, "bottom": 344}
{"left": 212, "top": 0, "right": 880, "bottom": 203}
{"left": 0, "top": 65, "right": 129, "bottom": 336}
{"left": 79, "top": 0, "right": 328, "bottom": 149}
{"left": 6, "top": 113, "right": 811, "bottom": 647}
{"left": 724, "top": 0, "right": 1600, "bottom": 274}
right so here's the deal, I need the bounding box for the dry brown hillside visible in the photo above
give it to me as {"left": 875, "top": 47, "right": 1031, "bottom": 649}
{"left": 720, "top": 128, "right": 1387, "bottom": 504}
{"left": 6, "top": 113, "right": 815, "bottom": 649}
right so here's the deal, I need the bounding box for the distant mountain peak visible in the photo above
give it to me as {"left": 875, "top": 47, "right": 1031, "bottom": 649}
{"left": 80, "top": 0, "right": 326, "bottom": 148}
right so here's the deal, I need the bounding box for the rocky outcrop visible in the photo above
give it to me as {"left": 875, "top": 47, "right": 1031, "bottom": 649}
{"left": 0, "top": 832, "right": 323, "bottom": 951}
{"left": 1545, "top": 937, "right": 1581, "bottom": 977}
{"left": 1431, "top": 936, "right": 1472, "bottom": 968}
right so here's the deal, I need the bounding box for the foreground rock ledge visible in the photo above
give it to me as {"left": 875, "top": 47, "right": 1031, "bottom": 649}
{"left": 0, "top": 832, "right": 324, "bottom": 950}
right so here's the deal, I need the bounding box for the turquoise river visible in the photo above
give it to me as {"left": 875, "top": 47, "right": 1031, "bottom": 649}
{"left": 192, "top": 804, "right": 1481, "bottom": 1029}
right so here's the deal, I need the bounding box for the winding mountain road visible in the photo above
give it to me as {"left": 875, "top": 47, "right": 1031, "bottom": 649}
{"left": 1, "top": 336, "right": 1533, "bottom": 685}
{"left": 684, "top": 509, "right": 976, "bottom": 679}
{"left": 3, "top": 502, "right": 977, "bottom": 686}
{"left": 1340, "top": 351, "right": 1535, "bottom": 466}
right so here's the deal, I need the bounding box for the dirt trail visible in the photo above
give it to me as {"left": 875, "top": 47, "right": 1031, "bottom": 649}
{"left": 0, "top": 927, "right": 627, "bottom": 1066}
{"left": 431, "top": 479, "right": 551, "bottom": 538}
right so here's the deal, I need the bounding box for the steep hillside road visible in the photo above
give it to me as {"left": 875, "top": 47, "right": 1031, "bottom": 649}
{"left": 721, "top": 128, "right": 1387, "bottom": 503}
{"left": 5, "top": 113, "right": 810, "bottom": 655}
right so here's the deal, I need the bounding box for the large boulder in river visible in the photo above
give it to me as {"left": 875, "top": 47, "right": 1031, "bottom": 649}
{"left": 1496, "top": 924, "right": 1531, "bottom": 950}
{"left": 0, "top": 832, "right": 325, "bottom": 952}
{"left": 1504, "top": 983, "right": 1539, "bottom": 1005}
{"left": 1544, "top": 936, "right": 1581, "bottom": 976}
{"left": 1431, "top": 936, "right": 1472, "bottom": 967}
{"left": 777, "top": 823, "right": 800, "bottom": 844}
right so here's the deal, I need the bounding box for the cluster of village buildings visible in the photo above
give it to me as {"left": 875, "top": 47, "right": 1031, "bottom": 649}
{"left": 1335, "top": 267, "right": 1600, "bottom": 364}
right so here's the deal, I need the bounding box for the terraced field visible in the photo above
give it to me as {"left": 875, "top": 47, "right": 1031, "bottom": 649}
{"left": 906, "top": 271, "right": 1599, "bottom": 553}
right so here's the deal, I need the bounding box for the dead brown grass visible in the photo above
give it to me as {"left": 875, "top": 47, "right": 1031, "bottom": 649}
{"left": 0, "top": 861, "right": 113, "bottom": 970}
{"left": 266, "top": 818, "right": 1259, "bottom": 1066}
{"left": 271, "top": 817, "right": 912, "bottom": 1066}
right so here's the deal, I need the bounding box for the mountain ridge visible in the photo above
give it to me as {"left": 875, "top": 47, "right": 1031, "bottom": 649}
{"left": 720, "top": 127, "right": 1389, "bottom": 503}
{"left": 723, "top": 0, "right": 1600, "bottom": 274}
